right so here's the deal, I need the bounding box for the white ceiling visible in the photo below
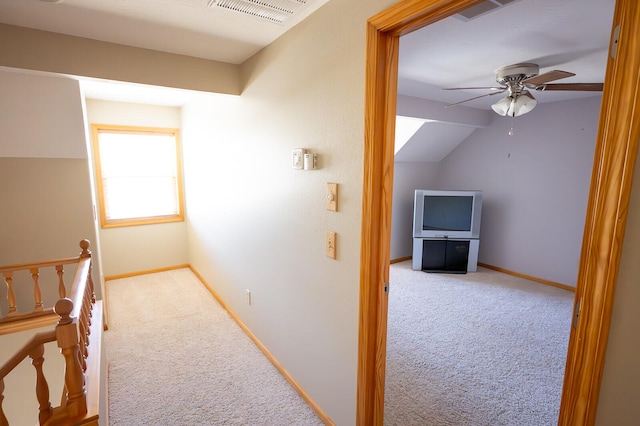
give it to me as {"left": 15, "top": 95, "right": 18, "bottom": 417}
{"left": 395, "top": 120, "right": 477, "bottom": 162}
{"left": 398, "top": 0, "right": 614, "bottom": 109}
{"left": 0, "top": 0, "right": 616, "bottom": 160}
{"left": 394, "top": 0, "right": 614, "bottom": 162}
{"left": 0, "top": 0, "right": 328, "bottom": 64}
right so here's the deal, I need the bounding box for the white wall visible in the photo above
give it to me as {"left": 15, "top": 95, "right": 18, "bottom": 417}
{"left": 0, "top": 69, "right": 86, "bottom": 159}
{"left": 181, "top": 0, "right": 395, "bottom": 423}
{"left": 0, "top": 69, "right": 102, "bottom": 301}
{"left": 0, "top": 158, "right": 100, "bottom": 313}
{"left": 430, "top": 96, "right": 601, "bottom": 286}
{"left": 84, "top": 99, "right": 188, "bottom": 277}
{"left": 391, "top": 162, "right": 441, "bottom": 259}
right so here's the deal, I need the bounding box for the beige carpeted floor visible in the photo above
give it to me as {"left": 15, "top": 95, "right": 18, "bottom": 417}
{"left": 104, "top": 268, "right": 323, "bottom": 425}
{"left": 384, "top": 261, "right": 575, "bottom": 425}
{"left": 104, "top": 263, "right": 574, "bottom": 425}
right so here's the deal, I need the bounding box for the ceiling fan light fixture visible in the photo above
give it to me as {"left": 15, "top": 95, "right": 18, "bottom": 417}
{"left": 491, "top": 90, "right": 537, "bottom": 117}
{"left": 491, "top": 96, "right": 511, "bottom": 116}
{"left": 511, "top": 90, "right": 537, "bottom": 116}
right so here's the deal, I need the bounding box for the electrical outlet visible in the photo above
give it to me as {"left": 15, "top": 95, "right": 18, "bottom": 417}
{"left": 245, "top": 289, "right": 251, "bottom": 305}
{"left": 326, "top": 231, "right": 336, "bottom": 259}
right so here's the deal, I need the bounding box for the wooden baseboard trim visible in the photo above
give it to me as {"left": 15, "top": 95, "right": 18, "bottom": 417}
{"left": 477, "top": 263, "right": 575, "bottom": 292}
{"left": 104, "top": 264, "right": 190, "bottom": 281}
{"left": 390, "top": 256, "right": 412, "bottom": 264}
{"left": 188, "top": 265, "right": 334, "bottom": 426}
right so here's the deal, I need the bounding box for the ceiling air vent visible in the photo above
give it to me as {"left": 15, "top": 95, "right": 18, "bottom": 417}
{"left": 208, "top": 0, "right": 308, "bottom": 24}
{"left": 455, "top": 0, "right": 521, "bottom": 21}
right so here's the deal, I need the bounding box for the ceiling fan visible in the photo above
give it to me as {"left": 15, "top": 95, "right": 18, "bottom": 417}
{"left": 444, "top": 63, "right": 604, "bottom": 118}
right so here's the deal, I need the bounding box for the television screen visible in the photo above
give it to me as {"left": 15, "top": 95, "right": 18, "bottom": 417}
{"left": 423, "top": 195, "right": 473, "bottom": 231}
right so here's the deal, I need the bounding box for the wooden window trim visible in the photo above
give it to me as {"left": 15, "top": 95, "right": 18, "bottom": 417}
{"left": 91, "top": 124, "right": 185, "bottom": 228}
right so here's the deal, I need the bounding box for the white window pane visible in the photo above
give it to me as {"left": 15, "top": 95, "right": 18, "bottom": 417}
{"left": 99, "top": 133, "right": 177, "bottom": 177}
{"left": 104, "top": 177, "right": 178, "bottom": 220}
{"left": 96, "top": 128, "right": 181, "bottom": 224}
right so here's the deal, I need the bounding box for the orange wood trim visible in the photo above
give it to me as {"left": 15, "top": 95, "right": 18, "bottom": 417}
{"left": 99, "top": 215, "right": 184, "bottom": 229}
{"left": 91, "top": 124, "right": 185, "bottom": 229}
{"left": 477, "top": 263, "right": 575, "bottom": 292}
{"left": 359, "top": 2, "right": 486, "bottom": 424}
{"left": 188, "top": 265, "right": 334, "bottom": 426}
{"left": 91, "top": 124, "right": 108, "bottom": 229}
{"left": 103, "top": 264, "right": 190, "bottom": 281}
{"left": 390, "top": 256, "right": 412, "bottom": 264}
{"left": 559, "top": 2, "right": 640, "bottom": 424}
{"left": 357, "top": 18, "right": 397, "bottom": 426}
{"left": 367, "top": 0, "right": 485, "bottom": 37}
{"left": 0, "top": 312, "right": 58, "bottom": 336}
{"left": 0, "top": 256, "right": 83, "bottom": 273}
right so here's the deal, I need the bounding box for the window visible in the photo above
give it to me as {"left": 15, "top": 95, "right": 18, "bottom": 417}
{"left": 92, "top": 124, "right": 184, "bottom": 228}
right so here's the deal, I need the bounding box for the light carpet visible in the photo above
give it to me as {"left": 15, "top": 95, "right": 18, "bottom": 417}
{"left": 384, "top": 261, "right": 575, "bottom": 425}
{"left": 104, "top": 268, "right": 323, "bottom": 425}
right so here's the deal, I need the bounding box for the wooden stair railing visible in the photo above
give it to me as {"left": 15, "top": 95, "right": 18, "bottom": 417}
{"left": 0, "top": 240, "right": 93, "bottom": 335}
{"left": 0, "top": 240, "right": 101, "bottom": 426}
{"left": 0, "top": 330, "right": 57, "bottom": 425}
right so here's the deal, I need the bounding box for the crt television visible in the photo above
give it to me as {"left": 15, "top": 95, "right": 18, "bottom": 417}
{"left": 413, "top": 189, "right": 482, "bottom": 239}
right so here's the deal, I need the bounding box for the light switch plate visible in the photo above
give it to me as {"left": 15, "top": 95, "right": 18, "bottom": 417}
{"left": 292, "top": 148, "right": 304, "bottom": 169}
{"left": 326, "top": 183, "right": 338, "bottom": 211}
{"left": 326, "top": 231, "right": 336, "bottom": 259}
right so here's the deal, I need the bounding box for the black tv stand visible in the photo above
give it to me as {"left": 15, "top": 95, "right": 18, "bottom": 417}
{"left": 421, "top": 239, "right": 470, "bottom": 273}
{"left": 412, "top": 237, "right": 479, "bottom": 272}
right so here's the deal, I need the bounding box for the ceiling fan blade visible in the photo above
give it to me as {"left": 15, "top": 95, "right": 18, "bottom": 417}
{"left": 443, "top": 86, "right": 505, "bottom": 91}
{"left": 523, "top": 70, "right": 575, "bottom": 85}
{"left": 536, "top": 82, "right": 604, "bottom": 91}
{"left": 445, "top": 89, "right": 507, "bottom": 108}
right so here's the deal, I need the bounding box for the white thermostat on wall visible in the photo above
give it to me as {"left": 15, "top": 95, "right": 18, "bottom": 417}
{"left": 292, "top": 148, "right": 305, "bottom": 169}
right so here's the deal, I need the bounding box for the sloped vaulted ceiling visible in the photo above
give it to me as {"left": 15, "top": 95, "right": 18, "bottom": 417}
{"left": 395, "top": 0, "right": 614, "bottom": 162}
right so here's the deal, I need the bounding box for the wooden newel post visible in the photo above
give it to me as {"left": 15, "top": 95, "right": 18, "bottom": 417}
{"left": 79, "top": 240, "right": 91, "bottom": 259}
{"left": 54, "top": 298, "right": 87, "bottom": 419}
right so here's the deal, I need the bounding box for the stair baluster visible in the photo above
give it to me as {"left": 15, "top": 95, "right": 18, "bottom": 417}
{"left": 55, "top": 265, "right": 65, "bottom": 299}
{"left": 0, "top": 379, "right": 7, "bottom": 426}
{"left": 29, "top": 344, "right": 52, "bottom": 424}
{"left": 2, "top": 274, "right": 17, "bottom": 317}
{"left": 30, "top": 268, "right": 44, "bottom": 313}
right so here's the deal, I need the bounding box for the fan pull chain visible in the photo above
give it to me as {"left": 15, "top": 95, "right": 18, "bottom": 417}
{"left": 509, "top": 115, "right": 516, "bottom": 136}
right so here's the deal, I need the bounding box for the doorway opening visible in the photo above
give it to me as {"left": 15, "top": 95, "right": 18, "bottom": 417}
{"left": 357, "top": 0, "right": 640, "bottom": 424}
